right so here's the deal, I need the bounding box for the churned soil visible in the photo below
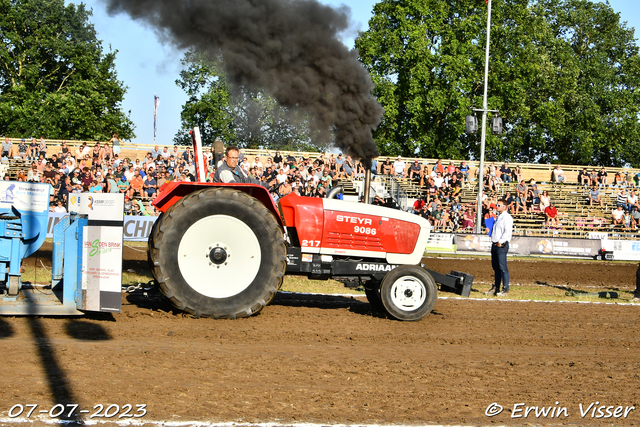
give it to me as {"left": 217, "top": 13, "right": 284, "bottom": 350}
{"left": 2, "top": 246, "right": 639, "bottom": 426}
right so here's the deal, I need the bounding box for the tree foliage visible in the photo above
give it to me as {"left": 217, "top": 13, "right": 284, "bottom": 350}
{"left": 174, "top": 50, "right": 321, "bottom": 151}
{"left": 356, "top": 0, "right": 640, "bottom": 166}
{"left": 0, "top": 0, "right": 134, "bottom": 140}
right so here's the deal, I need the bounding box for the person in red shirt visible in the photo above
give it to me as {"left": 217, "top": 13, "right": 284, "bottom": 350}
{"left": 544, "top": 203, "right": 559, "bottom": 228}
{"left": 413, "top": 198, "right": 425, "bottom": 214}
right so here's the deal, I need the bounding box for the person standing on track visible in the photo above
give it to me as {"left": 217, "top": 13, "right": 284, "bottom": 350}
{"left": 486, "top": 198, "right": 513, "bottom": 297}
{"left": 633, "top": 264, "right": 640, "bottom": 303}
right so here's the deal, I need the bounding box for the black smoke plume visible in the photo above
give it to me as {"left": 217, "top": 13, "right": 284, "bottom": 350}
{"left": 102, "top": 0, "right": 383, "bottom": 160}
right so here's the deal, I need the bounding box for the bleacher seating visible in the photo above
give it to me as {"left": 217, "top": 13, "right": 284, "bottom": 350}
{"left": 3, "top": 136, "right": 639, "bottom": 238}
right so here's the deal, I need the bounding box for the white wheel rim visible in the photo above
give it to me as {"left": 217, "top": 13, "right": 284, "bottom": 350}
{"left": 177, "top": 215, "right": 261, "bottom": 299}
{"left": 389, "top": 276, "right": 427, "bottom": 311}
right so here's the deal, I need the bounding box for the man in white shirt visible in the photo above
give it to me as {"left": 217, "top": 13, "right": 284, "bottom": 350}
{"left": 433, "top": 172, "right": 445, "bottom": 188}
{"left": 628, "top": 190, "right": 638, "bottom": 210}
{"left": 240, "top": 157, "right": 251, "bottom": 173}
{"left": 52, "top": 200, "right": 67, "bottom": 213}
{"left": 251, "top": 157, "right": 264, "bottom": 169}
{"left": 553, "top": 165, "right": 566, "bottom": 183}
{"left": 486, "top": 198, "right": 513, "bottom": 297}
{"left": 393, "top": 156, "right": 406, "bottom": 178}
{"left": 612, "top": 206, "right": 625, "bottom": 227}
{"left": 276, "top": 169, "right": 288, "bottom": 184}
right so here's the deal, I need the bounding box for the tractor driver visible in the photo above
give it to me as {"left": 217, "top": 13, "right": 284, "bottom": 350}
{"left": 213, "top": 146, "right": 274, "bottom": 188}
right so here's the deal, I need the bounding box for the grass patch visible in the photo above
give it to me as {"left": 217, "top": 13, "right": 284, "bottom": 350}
{"left": 280, "top": 275, "right": 364, "bottom": 295}
{"left": 20, "top": 242, "right": 636, "bottom": 304}
{"left": 460, "top": 282, "right": 636, "bottom": 304}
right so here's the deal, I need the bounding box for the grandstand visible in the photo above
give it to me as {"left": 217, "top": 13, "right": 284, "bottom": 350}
{"left": 2, "top": 137, "right": 638, "bottom": 239}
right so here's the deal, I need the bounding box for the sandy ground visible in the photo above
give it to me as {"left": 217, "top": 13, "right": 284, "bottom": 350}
{"left": 1, "top": 247, "right": 639, "bottom": 426}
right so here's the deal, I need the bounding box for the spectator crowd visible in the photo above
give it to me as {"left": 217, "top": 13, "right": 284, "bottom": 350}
{"left": 2, "top": 135, "right": 639, "bottom": 232}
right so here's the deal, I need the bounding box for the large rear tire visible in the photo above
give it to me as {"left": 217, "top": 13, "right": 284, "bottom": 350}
{"left": 380, "top": 265, "right": 437, "bottom": 321}
{"left": 148, "top": 188, "right": 286, "bottom": 318}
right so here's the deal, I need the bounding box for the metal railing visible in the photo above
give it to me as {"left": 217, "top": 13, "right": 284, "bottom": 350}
{"left": 375, "top": 175, "right": 408, "bottom": 211}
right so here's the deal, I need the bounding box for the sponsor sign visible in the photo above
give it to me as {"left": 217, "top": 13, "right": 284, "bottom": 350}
{"left": 47, "top": 214, "right": 157, "bottom": 242}
{"left": 69, "top": 193, "right": 124, "bottom": 312}
{"left": 602, "top": 240, "right": 640, "bottom": 261}
{"left": 68, "top": 193, "right": 124, "bottom": 221}
{"left": 455, "top": 234, "right": 600, "bottom": 258}
{"left": 455, "top": 234, "right": 523, "bottom": 254}
{"left": 0, "top": 181, "right": 49, "bottom": 213}
{"left": 528, "top": 237, "right": 600, "bottom": 257}
{"left": 355, "top": 263, "right": 397, "bottom": 272}
{"left": 425, "top": 233, "right": 455, "bottom": 253}
{"left": 589, "top": 232, "right": 609, "bottom": 240}
{"left": 82, "top": 226, "right": 123, "bottom": 312}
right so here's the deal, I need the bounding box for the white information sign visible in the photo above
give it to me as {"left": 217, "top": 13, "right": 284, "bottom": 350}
{"left": 68, "top": 193, "right": 124, "bottom": 220}
{"left": 82, "top": 226, "right": 124, "bottom": 311}
{"left": 70, "top": 193, "right": 125, "bottom": 312}
{"left": 0, "top": 181, "right": 49, "bottom": 213}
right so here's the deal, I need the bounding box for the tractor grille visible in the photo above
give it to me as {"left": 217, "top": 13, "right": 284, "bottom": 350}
{"left": 325, "top": 232, "right": 384, "bottom": 251}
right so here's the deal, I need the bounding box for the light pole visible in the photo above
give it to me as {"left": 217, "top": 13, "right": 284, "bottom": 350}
{"left": 474, "top": 0, "right": 494, "bottom": 234}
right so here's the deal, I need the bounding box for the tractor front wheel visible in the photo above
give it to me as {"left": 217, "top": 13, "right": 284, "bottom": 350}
{"left": 380, "top": 265, "right": 437, "bottom": 321}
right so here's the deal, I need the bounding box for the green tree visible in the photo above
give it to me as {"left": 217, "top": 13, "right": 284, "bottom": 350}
{"left": 174, "top": 50, "right": 321, "bottom": 151}
{"left": 173, "top": 50, "right": 236, "bottom": 146}
{"left": 356, "top": 0, "right": 640, "bottom": 166}
{"left": 0, "top": 0, "right": 134, "bottom": 141}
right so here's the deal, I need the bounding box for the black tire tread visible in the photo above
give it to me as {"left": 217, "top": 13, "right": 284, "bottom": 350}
{"left": 148, "top": 188, "right": 286, "bottom": 319}
{"left": 380, "top": 265, "right": 437, "bottom": 321}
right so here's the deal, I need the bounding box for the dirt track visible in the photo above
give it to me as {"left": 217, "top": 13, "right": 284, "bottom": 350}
{"left": 2, "top": 251, "right": 640, "bottom": 426}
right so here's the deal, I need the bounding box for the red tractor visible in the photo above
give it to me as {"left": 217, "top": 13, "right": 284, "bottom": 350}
{"left": 148, "top": 129, "right": 471, "bottom": 321}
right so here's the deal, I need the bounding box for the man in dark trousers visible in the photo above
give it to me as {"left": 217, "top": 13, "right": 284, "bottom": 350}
{"left": 633, "top": 264, "right": 640, "bottom": 303}
{"left": 486, "top": 198, "right": 513, "bottom": 297}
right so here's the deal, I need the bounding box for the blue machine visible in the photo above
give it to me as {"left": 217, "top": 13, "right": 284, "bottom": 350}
{"left": 0, "top": 181, "right": 122, "bottom": 315}
{"left": 0, "top": 182, "right": 51, "bottom": 296}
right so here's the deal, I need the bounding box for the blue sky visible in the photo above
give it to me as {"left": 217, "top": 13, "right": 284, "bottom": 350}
{"left": 72, "top": 0, "right": 639, "bottom": 146}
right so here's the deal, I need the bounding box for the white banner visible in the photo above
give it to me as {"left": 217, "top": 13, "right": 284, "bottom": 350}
{"left": 69, "top": 193, "right": 124, "bottom": 221}
{"left": 0, "top": 181, "right": 50, "bottom": 213}
{"left": 82, "top": 226, "right": 123, "bottom": 311}
{"left": 589, "top": 232, "right": 609, "bottom": 240}
{"left": 601, "top": 240, "right": 640, "bottom": 261}
{"left": 47, "top": 213, "right": 157, "bottom": 242}
{"left": 425, "top": 233, "right": 455, "bottom": 252}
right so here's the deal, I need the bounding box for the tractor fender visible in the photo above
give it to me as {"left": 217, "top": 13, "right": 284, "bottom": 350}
{"left": 151, "top": 181, "right": 283, "bottom": 229}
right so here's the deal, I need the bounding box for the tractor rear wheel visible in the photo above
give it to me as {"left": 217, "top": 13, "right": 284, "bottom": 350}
{"left": 148, "top": 188, "right": 286, "bottom": 318}
{"left": 380, "top": 265, "right": 437, "bottom": 321}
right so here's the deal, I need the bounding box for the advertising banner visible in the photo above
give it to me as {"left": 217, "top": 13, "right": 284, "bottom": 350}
{"left": 82, "top": 226, "right": 123, "bottom": 312}
{"left": 527, "top": 237, "right": 601, "bottom": 257}
{"left": 47, "top": 213, "right": 158, "bottom": 242}
{"left": 0, "top": 181, "right": 50, "bottom": 213}
{"left": 455, "top": 234, "right": 600, "bottom": 258}
{"left": 68, "top": 193, "right": 124, "bottom": 312}
{"left": 425, "top": 233, "right": 455, "bottom": 252}
{"left": 455, "top": 234, "right": 527, "bottom": 255}
{"left": 68, "top": 193, "right": 124, "bottom": 222}
{"left": 602, "top": 240, "right": 640, "bottom": 261}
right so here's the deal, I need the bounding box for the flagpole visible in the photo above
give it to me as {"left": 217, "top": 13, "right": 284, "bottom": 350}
{"left": 154, "top": 93, "right": 159, "bottom": 144}
{"left": 475, "top": 0, "right": 493, "bottom": 234}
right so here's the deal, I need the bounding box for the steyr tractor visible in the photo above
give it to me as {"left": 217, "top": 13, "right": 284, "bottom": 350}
{"left": 148, "top": 128, "right": 472, "bottom": 321}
